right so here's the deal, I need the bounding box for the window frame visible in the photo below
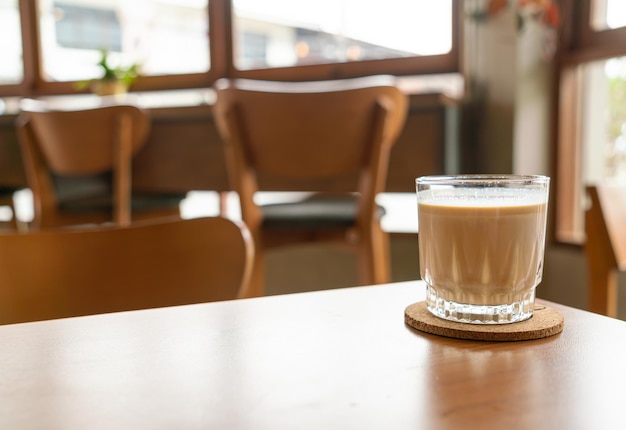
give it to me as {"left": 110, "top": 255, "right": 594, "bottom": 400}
{"left": 0, "top": 0, "right": 460, "bottom": 98}
{"left": 554, "top": 0, "right": 626, "bottom": 244}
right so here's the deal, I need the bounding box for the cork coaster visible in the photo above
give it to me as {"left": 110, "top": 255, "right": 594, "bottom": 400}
{"left": 404, "top": 301, "right": 564, "bottom": 342}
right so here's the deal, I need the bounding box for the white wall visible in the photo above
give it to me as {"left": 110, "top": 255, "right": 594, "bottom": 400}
{"left": 513, "top": 20, "right": 552, "bottom": 176}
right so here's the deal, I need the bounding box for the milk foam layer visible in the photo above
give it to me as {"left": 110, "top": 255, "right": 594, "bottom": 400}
{"left": 418, "top": 187, "right": 548, "bottom": 207}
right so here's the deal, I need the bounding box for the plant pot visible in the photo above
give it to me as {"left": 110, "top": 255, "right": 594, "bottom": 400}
{"left": 90, "top": 80, "right": 128, "bottom": 96}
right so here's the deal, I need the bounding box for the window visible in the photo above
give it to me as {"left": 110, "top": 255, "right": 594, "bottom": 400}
{"left": 232, "top": 0, "right": 452, "bottom": 70}
{"left": 37, "top": 0, "right": 209, "bottom": 83}
{"left": 555, "top": 0, "right": 626, "bottom": 243}
{"left": 0, "top": 0, "right": 22, "bottom": 85}
{"left": 230, "top": 0, "right": 457, "bottom": 80}
{"left": 581, "top": 57, "right": 626, "bottom": 183}
{"left": 590, "top": 0, "right": 626, "bottom": 31}
{"left": 0, "top": 0, "right": 458, "bottom": 96}
{"left": 54, "top": 3, "right": 122, "bottom": 51}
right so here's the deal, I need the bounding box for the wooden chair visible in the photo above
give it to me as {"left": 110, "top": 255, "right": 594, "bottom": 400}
{"left": 0, "top": 216, "right": 254, "bottom": 325}
{"left": 585, "top": 183, "right": 626, "bottom": 317}
{"left": 212, "top": 75, "right": 408, "bottom": 296}
{"left": 15, "top": 101, "right": 184, "bottom": 230}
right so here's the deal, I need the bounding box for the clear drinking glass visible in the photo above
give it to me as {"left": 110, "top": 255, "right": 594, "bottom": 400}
{"left": 416, "top": 175, "right": 550, "bottom": 324}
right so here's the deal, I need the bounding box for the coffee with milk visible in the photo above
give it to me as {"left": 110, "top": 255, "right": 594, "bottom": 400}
{"left": 416, "top": 176, "right": 549, "bottom": 324}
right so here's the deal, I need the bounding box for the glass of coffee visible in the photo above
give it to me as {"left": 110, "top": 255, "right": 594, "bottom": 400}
{"left": 416, "top": 175, "right": 550, "bottom": 324}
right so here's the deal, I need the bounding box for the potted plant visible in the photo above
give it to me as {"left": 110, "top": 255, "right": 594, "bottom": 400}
{"left": 77, "top": 49, "right": 139, "bottom": 96}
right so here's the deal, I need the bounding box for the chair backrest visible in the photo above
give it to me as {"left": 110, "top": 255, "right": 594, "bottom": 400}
{"left": 0, "top": 216, "right": 254, "bottom": 325}
{"left": 585, "top": 183, "right": 626, "bottom": 316}
{"left": 16, "top": 102, "right": 151, "bottom": 228}
{"left": 212, "top": 75, "right": 408, "bottom": 225}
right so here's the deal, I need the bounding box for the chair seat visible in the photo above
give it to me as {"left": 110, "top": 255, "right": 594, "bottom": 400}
{"left": 0, "top": 188, "right": 17, "bottom": 196}
{"left": 54, "top": 174, "right": 184, "bottom": 213}
{"left": 59, "top": 193, "right": 184, "bottom": 213}
{"left": 262, "top": 194, "right": 386, "bottom": 229}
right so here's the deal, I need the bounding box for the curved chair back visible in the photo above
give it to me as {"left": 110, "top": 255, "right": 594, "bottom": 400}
{"left": 214, "top": 76, "right": 406, "bottom": 181}
{"left": 22, "top": 104, "right": 149, "bottom": 174}
{"left": 0, "top": 217, "right": 254, "bottom": 325}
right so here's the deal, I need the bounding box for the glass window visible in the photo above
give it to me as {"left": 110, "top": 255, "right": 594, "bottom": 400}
{"left": 232, "top": 0, "right": 452, "bottom": 70}
{"left": 582, "top": 57, "right": 626, "bottom": 184}
{"left": 591, "top": 0, "right": 626, "bottom": 31}
{"left": 37, "top": 0, "right": 209, "bottom": 83}
{"left": 0, "top": 0, "right": 23, "bottom": 85}
{"left": 555, "top": 0, "right": 626, "bottom": 243}
{"left": 556, "top": 56, "right": 626, "bottom": 243}
{"left": 54, "top": 3, "right": 122, "bottom": 51}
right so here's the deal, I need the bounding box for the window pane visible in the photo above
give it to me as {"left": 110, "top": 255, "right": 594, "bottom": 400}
{"left": 38, "top": 0, "right": 209, "bottom": 82}
{"left": 591, "top": 0, "right": 626, "bottom": 31}
{"left": 583, "top": 57, "right": 626, "bottom": 184}
{"left": 556, "top": 56, "right": 626, "bottom": 243}
{"left": 232, "top": 0, "right": 452, "bottom": 70}
{"left": 0, "top": 0, "right": 23, "bottom": 84}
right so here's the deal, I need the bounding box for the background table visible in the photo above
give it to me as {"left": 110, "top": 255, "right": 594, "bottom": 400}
{"left": 0, "top": 280, "right": 624, "bottom": 429}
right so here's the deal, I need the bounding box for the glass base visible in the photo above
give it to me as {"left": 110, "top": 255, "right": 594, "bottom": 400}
{"left": 425, "top": 284, "right": 535, "bottom": 324}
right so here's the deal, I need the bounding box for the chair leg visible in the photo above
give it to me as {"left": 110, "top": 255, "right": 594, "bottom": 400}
{"left": 375, "top": 231, "right": 392, "bottom": 283}
{"left": 588, "top": 266, "right": 618, "bottom": 318}
{"left": 247, "top": 249, "right": 266, "bottom": 297}
{"left": 218, "top": 191, "right": 229, "bottom": 218}
{"left": 358, "top": 228, "right": 391, "bottom": 285}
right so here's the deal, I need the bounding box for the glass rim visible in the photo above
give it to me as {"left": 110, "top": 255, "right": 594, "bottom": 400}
{"left": 416, "top": 174, "right": 549, "bottom": 186}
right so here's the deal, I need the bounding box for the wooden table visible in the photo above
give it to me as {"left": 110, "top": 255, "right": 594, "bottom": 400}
{"left": 0, "top": 280, "right": 623, "bottom": 429}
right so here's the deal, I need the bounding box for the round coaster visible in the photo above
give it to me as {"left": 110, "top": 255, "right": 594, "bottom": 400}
{"left": 404, "top": 301, "right": 564, "bottom": 342}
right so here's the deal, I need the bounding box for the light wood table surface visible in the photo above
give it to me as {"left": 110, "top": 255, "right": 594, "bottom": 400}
{"left": 0, "top": 280, "right": 624, "bottom": 429}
